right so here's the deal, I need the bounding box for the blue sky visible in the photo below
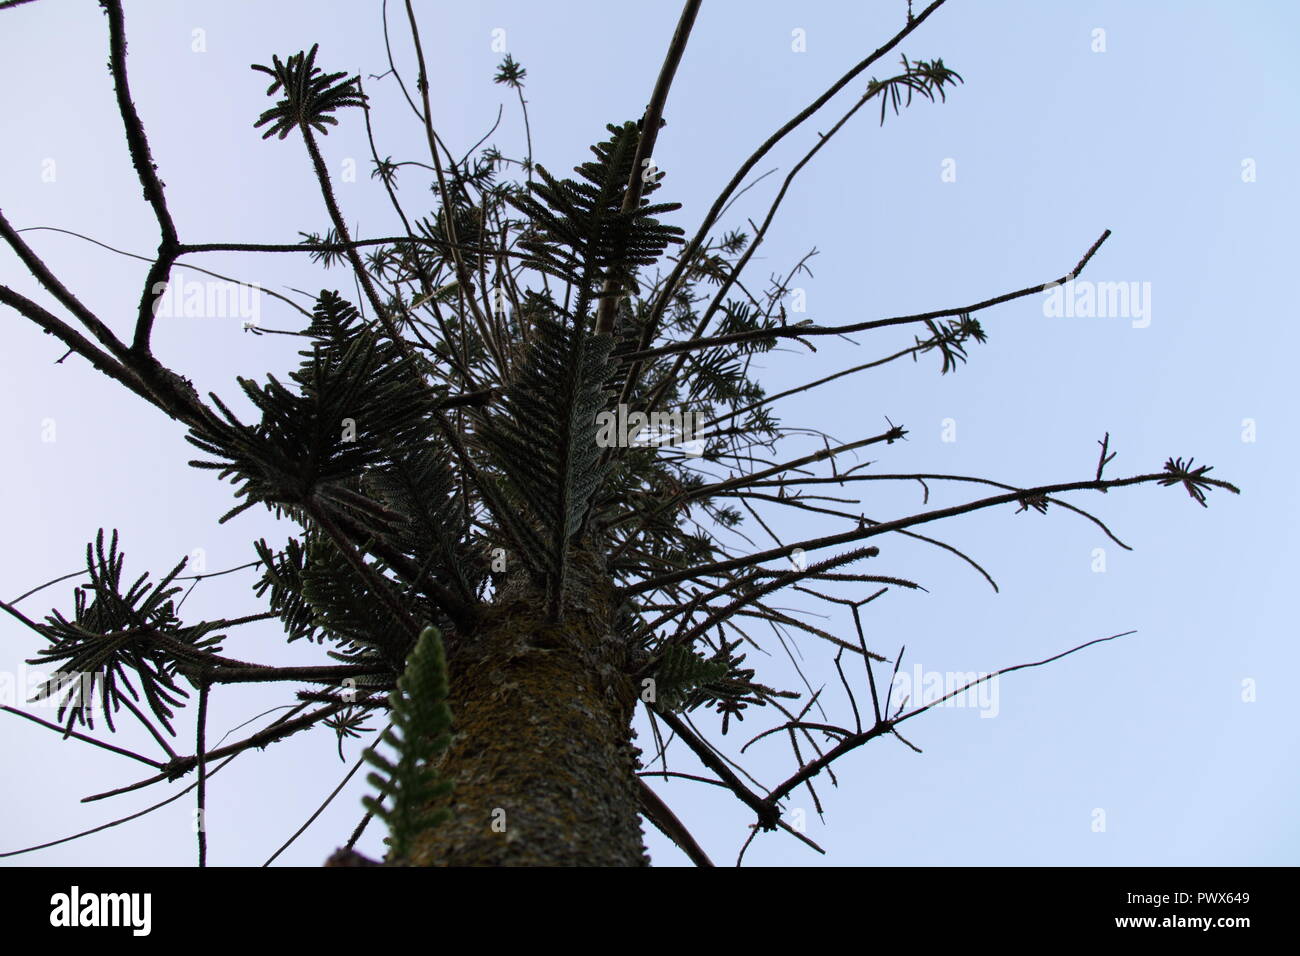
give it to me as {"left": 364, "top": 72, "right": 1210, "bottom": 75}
{"left": 1, "top": 0, "right": 1296, "bottom": 866}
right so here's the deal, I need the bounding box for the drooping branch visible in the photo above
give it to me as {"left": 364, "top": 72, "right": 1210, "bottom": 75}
{"left": 1, "top": 706, "right": 166, "bottom": 768}
{"left": 637, "top": 778, "right": 715, "bottom": 867}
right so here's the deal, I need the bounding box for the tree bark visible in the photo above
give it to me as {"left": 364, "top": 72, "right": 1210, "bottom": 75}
{"left": 405, "top": 558, "right": 648, "bottom": 866}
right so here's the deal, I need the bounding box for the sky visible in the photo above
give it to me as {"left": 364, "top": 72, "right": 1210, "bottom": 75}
{"left": 1, "top": 0, "right": 1296, "bottom": 867}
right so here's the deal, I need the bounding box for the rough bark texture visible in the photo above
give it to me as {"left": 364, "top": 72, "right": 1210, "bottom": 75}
{"left": 405, "top": 555, "right": 648, "bottom": 866}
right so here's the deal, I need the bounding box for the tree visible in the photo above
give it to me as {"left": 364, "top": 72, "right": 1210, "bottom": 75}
{"left": 0, "top": 0, "right": 1238, "bottom": 867}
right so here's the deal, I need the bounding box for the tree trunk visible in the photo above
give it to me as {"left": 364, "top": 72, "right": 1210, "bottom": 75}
{"left": 406, "top": 559, "right": 648, "bottom": 866}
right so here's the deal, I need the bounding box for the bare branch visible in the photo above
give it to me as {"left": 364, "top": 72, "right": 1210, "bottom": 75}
{"left": 637, "top": 778, "right": 715, "bottom": 867}
{"left": 100, "top": 0, "right": 181, "bottom": 355}
{"left": 759, "top": 631, "right": 1137, "bottom": 808}
{"left": 620, "top": 230, "right": 1112, "bottom": 364}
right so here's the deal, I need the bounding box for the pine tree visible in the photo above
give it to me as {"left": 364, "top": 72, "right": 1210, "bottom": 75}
{"left": 0, "top": 0, "right": 1238, "bottom": 867}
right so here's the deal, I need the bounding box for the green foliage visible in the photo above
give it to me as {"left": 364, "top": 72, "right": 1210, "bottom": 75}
{"left": 650, "top": 644, "right": 729, "bottom": 712}
{"left": 651, "top": 639, "right": 784, "bottom": 734}
{"left": 251, "top": 44, "right": 366, "bottom": 140}
{"left": 467, "top": 122, "right": 686, "bottom": 611}
{"left": 251, "top": 535, "right": 322, "bottom": 644}
{"left": 3, "top": 5, "right": 1249, "bottom": 870}
{"left": 297, "top": 227, "right": 346, "bottom": 267}
{"left": 493, "top": 53, "right": 527, "bottom": 89}
{"left": 26, "top": 529, "right": 225, "bottom": 735}
{"left": 298, "top": 535, "right": 413, "bottom": 665}
{"left": 363, "top": 626, "right": 453, "bottom": 864}
{"left": 473, "top": 301, "right": 613, "bottom": 609}
{"left": 914, "top": 313, "right": 987, "bottom": 375}
{"left": 361, "top": 443, "right": 479, "bottom": 606}
{"left": 186, "top": 290, "right": 442, "bottom": 524}
{"left": 508, "top": 121, "right": 684, "bottom": 312}
{"left": 865, "top": 55, "right": 964, "bottom": 126}
{"left": 1160, "top": 457, "right": 1232, "bottom": 507}
{"left": 252, "top": 527, "right": 447, "bottom": 671}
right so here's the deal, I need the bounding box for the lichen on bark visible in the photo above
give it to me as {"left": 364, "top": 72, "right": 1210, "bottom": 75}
{"left": 405, "top": 553, "right": 648, "bottom": 867}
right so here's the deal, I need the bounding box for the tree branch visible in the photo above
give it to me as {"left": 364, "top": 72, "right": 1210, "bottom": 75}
{"left": 593, "top": 0, "right": 703, "bottom": 334}
{"left": 621, "top": 230, "right": 1112, "bottom": 364}
{"left": 637, "top": 777, "right": 715, "bottom": 867}
{"left": 624, "top": 465, "right": 1232, "bottom": 596}
{"left": 99, "top": 0, "right": 182, "bottom": 356}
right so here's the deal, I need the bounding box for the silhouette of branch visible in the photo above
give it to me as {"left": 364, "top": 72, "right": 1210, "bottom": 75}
{"left": 0, "top": 703, "right": 316, "bottom": 859}
{"left": 179, "top": 235, "right": 545, "bottom": 265}
{"left": 738, "top": 494, "right": 1000, "bottom": 592}
{"left": 651, "top": 707, "right": 777, "bottom": 829}
{"left": 637, "top": 778, "right": 714, "bottom": 867}
{"left": 594, "top": 0, "right": 703, "bottom": 334}
{"left": 640, "top": 57, "right": 958, "bottom": 414}
{"left": 17, "top": 226, "right": 312, "bottom": 320}
{"left": 622, "top": 0, "right": 953, "bottom": 400}
{"left": 0, "top": 209, "right": 132, "bottom": 365}
{"left": 1, "top": 706, "right": 165, "bottom": 768}
{"left": 265, "top": 725, "right": 388, "bottom": 867}
{"left": 759, "top": 631, "right": 1137, "bottom": 809}
{"left": 195, "top": 677, "right": 209, "bottom": 866}
{"left": 401, "top": 0, "right": 504, "bottom": 372}
{"left": 80, "top": 695, "right": 380, "bottom": 803}
{"left": 621, "top": 230, "right": 1112, "bottom": 364}
{"left": 745, "top": 470, "right": 1134, "bottom": 550}
{"left": 625, "top": 466, "right": 1236, "bottom": 597}
{"left": 1096, "top": 432, "right": 1117, "bottom": 480}
{"left": 100, "top": 0, "right": 181, "bottom": 355}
